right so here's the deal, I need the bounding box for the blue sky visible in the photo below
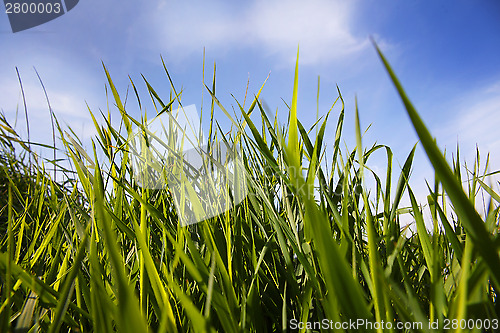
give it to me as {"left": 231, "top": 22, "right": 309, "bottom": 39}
{"left": 1, "top": 0, "right": 500, "bottom": 210}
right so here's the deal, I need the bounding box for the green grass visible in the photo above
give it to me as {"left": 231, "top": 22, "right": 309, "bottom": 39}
{"left": 1, "top": 46, "right": 499, "bottom": 332}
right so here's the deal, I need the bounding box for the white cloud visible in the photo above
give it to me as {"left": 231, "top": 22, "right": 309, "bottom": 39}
{"left": 143, "top": 0, "right": 369, "bottom": 65}
{"left": 412, "top": 81, "right": 500, "bottom": 224}
{"left": 435, "top": 81, "right": 500, "bottom": 171}
{"left": 0, "top": 61, "right": 109, "bottom": 156}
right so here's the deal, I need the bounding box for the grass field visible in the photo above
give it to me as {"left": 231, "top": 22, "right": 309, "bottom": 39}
{"left": 1, "top": 46, "right": 499, "bottom": 332}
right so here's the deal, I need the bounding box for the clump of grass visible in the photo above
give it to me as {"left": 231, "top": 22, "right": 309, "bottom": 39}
{"left": 1, "top": 46, "right": 499, "bottom": 332}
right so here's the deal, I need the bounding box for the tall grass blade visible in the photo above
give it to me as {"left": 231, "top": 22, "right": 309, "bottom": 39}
{"left": 374, "top": 42, "right": 500, "bottom": 289}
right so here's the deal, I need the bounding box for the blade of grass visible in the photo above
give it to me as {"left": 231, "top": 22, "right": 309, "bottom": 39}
{"left": 374, "top": 41, "right": 500, "bottom": 289}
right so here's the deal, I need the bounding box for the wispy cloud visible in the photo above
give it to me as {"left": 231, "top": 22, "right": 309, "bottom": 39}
{"left": 0, "top": 66, "right": 101, "bottom": 147}
{"left": 142, "top": 0, "right": 369, "bottom": 65}
{"left": 434, "top": 81, "right": 500, "bottom": 169}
